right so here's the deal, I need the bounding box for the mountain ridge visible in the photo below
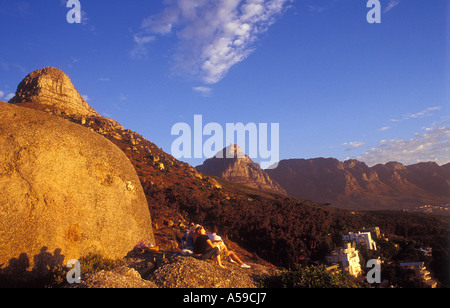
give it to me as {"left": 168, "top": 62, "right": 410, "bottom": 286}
{"left": 265, "top": 157, "right": 450, "bottom": 210}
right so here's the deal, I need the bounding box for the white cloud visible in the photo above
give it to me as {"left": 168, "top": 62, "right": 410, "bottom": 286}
{"left": 390, "top": 106, "right": 442, "bottom": 122}
{"left": 4, "top": 93, "right": 14, "bottom": 101}
{"left": 130, "top": 34, "right": 156, "bottom": 58}
{"left": 133, "top": 0, "right": 292, "bottom": 84}
{"left": 343, "top": 141, "right": 366, "bottom": 152}
{"left": 378, "top": 126, "right": 391, "bottom": 132}
{"left": 384, "top": 0, "right": 400, "bottom": 13}
{"left": 80, "top": 10, "right": 89, "bottom": 25}
{"left": 134, "top": 34, "right": 155, "bottom": 45}
{"left": 193, "top": 86, "right": 213, "bottom": 97}
{"left": 356, "top": 123, "right": 450, "bottom": 166}
{"left": 0, "top": 90, "right": 13, "bottom": 100}
{"left": 81, "top": 94, "right": 90, "bottom": 102}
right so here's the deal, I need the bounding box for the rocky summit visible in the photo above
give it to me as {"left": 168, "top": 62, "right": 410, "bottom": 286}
{"left": 196, "top": 144, "right": 287, "bottom": 195}
{"left": 9, "top": 67, "right": 99, "bottom": 117}
{"left": 0, "top": 101, "right": 154, "bottom": 280}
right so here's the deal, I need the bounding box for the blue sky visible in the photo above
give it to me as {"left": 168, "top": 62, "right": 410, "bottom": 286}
{"left": 0, "top": 0, "right": 448, "bottom": 168}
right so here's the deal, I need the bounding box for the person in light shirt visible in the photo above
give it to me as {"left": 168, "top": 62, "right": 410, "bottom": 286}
{"left": 208, "top": 225, "right": 250, "bottom": 269}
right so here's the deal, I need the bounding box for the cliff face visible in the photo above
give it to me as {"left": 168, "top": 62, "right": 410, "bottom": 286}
{"left": 196, "top": 144, "right": 287, "bottom": 195}
{"left": 266, "top": 158, "right": 450, "bottom": 210}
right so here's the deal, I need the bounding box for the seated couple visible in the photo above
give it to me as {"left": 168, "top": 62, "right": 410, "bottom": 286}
{"left": 188, "top": 225, "right": 250, "bottom": 269}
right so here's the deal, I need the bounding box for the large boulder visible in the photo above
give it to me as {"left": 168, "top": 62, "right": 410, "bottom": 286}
{"left": 0, "top": 101, "right": 155, "bottom": 277}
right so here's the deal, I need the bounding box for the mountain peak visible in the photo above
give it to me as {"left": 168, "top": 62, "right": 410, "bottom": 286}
{"left": 217, "top": 143, "right": 247, "bottom": 159}
{"left": 196, "top": 144, "right": 287, "bottom": 195}
{"left": 9, "top": 67, "right": 99, "bottom": 117}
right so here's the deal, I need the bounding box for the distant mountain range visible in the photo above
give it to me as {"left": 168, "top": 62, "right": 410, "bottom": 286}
{"left": 266, "top": 158, "right": 449, "bottom": 210}
{"left": 197, "top": 148, "right": 450, "bottom": 210}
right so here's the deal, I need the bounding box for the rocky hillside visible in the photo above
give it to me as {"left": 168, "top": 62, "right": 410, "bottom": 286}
{"left": 196, "top": 144, "right": 286, "bottom": 195}
{"left": 266, "top": 158, "right": 450, "bottom": 210}
{"left": 64, "top": 249, "right": 281, "bottom": 288}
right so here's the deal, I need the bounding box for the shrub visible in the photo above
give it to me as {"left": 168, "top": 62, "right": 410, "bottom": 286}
{"left": 46, "top": 253, "right": 126, "bottom": 288}
{"left": 260, "top": 264, "right": 368, "bottom": 288}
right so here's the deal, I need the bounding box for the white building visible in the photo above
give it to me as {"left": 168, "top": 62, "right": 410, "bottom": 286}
{"left": 342, "top": 231, "right": 377, "bottom": 250}
{"left": 325, "top": 242, "right": 362, "bottom": 277}
{"left": 399, "top": 262, "right": 437, "bottom": 288}
{"left": 362, "top": 227, "right": 381, "bottom": 239}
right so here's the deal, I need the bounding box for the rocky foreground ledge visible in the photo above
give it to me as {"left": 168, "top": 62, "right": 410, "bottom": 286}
{"left": 64, "top": 250, "right": 281, "bottom": 288}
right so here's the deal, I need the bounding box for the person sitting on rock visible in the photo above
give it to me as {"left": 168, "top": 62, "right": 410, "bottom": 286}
{"left": 186, "top": 223, "right": 199, "bottom": 252}
{"left": 181, "top": 222, "right": 195, "bottom": 250}
{"left": 208, "top": 225, "right": 250, "bottom": 269}
{"left": 193, "top": 225, "right": 226, "bottom": 269}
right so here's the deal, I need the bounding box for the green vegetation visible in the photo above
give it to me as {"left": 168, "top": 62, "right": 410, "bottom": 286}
{"left": 260, "top": 264, "right": 369, "bottom": 288}
{"left": 78, "top": 253, "right": 127, "bottom": 273}
{"left": 47, "top": 253, "right": 127, "bottom": 287}
{"left": 0, "top": 253, "right": 126, "bottom": 288}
